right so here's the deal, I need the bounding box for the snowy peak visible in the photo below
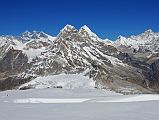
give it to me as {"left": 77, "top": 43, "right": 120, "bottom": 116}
{"left": 114, "top": 35, "right": 128, "bottom": 47}
{"left": 112, "top": 29, "right": 159, "bottom": 52}
{"left": 57, "top": 24, "right": 78, "bottom": 40}
{"left": 59, "top": 24, "right": 77, "bottom": 34}
{"left": 79, "top": 25, "right": 97, "bottom": 36}
{"left": 60, "top": 24, "right": 95, "bottom": 34}
{"left": 21, "top": 31, "right": 56, "bottom": 49}
{"left": 21, "top": 31, "right": 49, "bottom": 41}
{"left": 79, "top": 25, "right": 101, "bottom": 41}
{"left": 143, "top": 29, "right": 154, "bottom": 35}
{"left": 130, "top": 29, "right": 155, "bottom": 40}
{"left": 104, "top": 39, "right": 114, "bottom": 46}
{"left": 79, "top": 25, "right": 93, "bottom": 34}
{"left": 63, "top": 24, "right": 76, "bottom": 30}
{"left": 117, "top": 35, "right": 126, "bottom": 39}
{"left": 56, "top": 24, "right": 102, "bottom": 43}
{"left": 0, "top": 36, "right": 24, "bottom": 49}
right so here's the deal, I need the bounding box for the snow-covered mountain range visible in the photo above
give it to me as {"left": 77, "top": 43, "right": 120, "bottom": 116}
{"left": 0, "top": 25, "right": 159, "bottom": 94}
{"left": 113, "top": 29, "right": 159, "bottom": 52}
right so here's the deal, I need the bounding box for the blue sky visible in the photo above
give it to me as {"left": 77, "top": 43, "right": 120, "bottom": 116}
{"left": 0, "top": 0, "right": 159, "bottom": 40}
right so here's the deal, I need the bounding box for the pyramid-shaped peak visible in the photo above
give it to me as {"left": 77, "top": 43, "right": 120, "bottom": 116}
{"left": 143, "top": 29, "right": 155, "bottom": 35}
{"left": 145, "top": 29, "right": 153, "bottom": 33}
{"left": 80, "top": 25, "right": 92, "bottom": 33}
{"left": 117, "top": 35, "right": 127, "bottom": 39}
{"left": 22, "top": 30, "right": 31, "bottom": 35}
{"left": 79, "top": 25, "right": 98, "bottom": 37}
{"left": 80, "top": 25, "right": 91, "bottom": 30}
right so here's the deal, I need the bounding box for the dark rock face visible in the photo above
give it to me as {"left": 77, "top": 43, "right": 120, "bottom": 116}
{"left": 0, "top": 48, "right": 31, "bottom": 90}
{"left": 0, "top": 48, "right": 28, "bottom": 72}
{"left": 112, "top": 45, "right": 159, "bottom": 93}
{"left": 115, "top": 52, "right": 132, "bottom": 62}
{"left": 113, "top": 50, "right": 159, "bottom": 92}
{"left": 0, "top": 76, "right": 32, "bottom": 91}
{"left": 149, "top": 59, "right": 159, "bottom": 89}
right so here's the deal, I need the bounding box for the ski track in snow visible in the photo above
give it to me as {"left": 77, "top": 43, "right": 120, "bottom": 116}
{"left": 14, "top": 98, "right": 90, "bottom": 103}
{"left": 13, "top": 94, "right": 159, "bottom": 104}
{"left": 96, "top": 94, "right": 159, "bottom": 103}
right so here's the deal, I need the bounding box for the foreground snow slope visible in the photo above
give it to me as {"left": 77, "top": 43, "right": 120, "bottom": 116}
{"left": 1, "top": 89, "right": 159, "bottom": 120}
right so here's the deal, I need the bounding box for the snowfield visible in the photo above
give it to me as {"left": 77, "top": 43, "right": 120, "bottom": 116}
{"left": 1, "top": 89, "right": 159, "bottom": 120}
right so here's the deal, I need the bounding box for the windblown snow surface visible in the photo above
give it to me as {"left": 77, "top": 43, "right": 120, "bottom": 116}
{"left": 1, "top": 88, "right": 159, "bottom": 120}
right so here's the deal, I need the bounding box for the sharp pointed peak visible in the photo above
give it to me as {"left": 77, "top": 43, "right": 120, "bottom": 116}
{"left": 81, "top": 25, "right": 90, "bottom": 29}
{"left": 145, "top": 29, "right": 153, "bottom": 32}
{"left": 117, "top": 35, "right": 126, "bottom": 39}
{"left": 22, "top": 30, "right": 31, "bottom": 34}
{"left": 79, "top": 25, "right": 97, "bottom": 36}
{"left": 79, "top": 25, "right": 102, "bottom": 41}
{"left": 79, "top": 25, "right": 92, "bottom": 33}
{"left": 144, "top": 29, "right": 154, "bottom": 34}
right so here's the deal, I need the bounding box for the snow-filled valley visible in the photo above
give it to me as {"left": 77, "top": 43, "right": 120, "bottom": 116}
{"left": 1, "top": 88, "right": 159, "bottom": 120}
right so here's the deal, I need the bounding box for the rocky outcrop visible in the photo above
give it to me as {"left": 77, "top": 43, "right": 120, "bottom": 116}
{"left": 0, "top": 48, "right": 28, "bottom": 72}
{"left": 0, "top": 76, "right": 32, "bottom": 91}
{"left": 0, "top": 48, "right": 32, "bottom": 90}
